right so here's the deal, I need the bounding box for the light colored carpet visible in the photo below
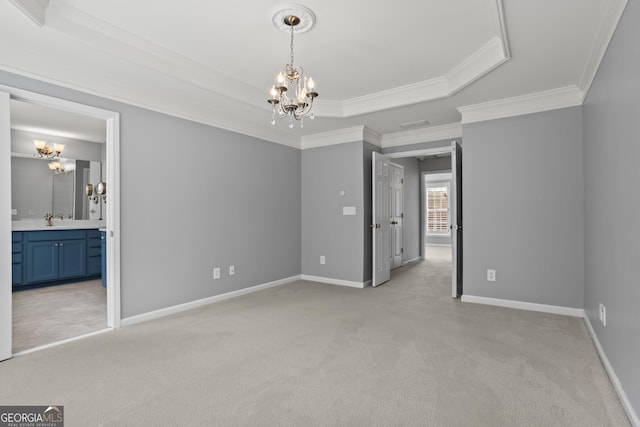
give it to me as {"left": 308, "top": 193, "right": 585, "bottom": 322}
{"left": 12, "top": 280, "right": 107, "bottom": 353}
{"left": 424, "top": 244, "right": 452, "bottom": 261}
{"left": 0, "top": 261, "right": 629, "bottom": 426}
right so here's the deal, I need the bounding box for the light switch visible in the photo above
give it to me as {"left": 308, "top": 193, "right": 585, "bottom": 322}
{"left": 342, "top": 206, "right": 356, "bottom": 216}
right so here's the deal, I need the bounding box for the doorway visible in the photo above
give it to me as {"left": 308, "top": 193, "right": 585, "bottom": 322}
{"left": 0, "top": 85, "right": 120, "bottom": 360}
{"left": 372, "top": 143, "right": 462, "bottom": 296}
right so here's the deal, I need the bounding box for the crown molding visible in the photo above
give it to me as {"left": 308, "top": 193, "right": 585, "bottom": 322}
{"left": 325, "top": 36, "right": 509, "bottom": 118}
{"left": 363, "top": 127, "right": 383, "bottom": 147}
{"left": 9, "top": 0, "right": 49, "bottom": 27}
{"left": 0, "top": 61, "right": 300, "bottom": 149}
{"left": 301, "top": 126, "right": 365, "bottom": 150}
{"left": 381, "top": 123, "right": 462, "bottom": 148}
{"left": 457, "top": 86, "right": 584, "bottom": 124}
{"left": 446, "top": 36, "right": 509, "bottom": 94}
{"left": 316, "top": 0, "right": 509, "bottom": 118}
{"left": 578, "top": 0, "right": 628, "bottom": 97}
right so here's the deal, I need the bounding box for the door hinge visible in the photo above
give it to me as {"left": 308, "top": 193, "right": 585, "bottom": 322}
{"left": 401, "top": 248, "right": 404, "bottom": 253}
{"left": 401, "top": 178, "right": 404, "bottom": 184}
{"left": 400, "top": 213, "right": 404, "bottom": 218}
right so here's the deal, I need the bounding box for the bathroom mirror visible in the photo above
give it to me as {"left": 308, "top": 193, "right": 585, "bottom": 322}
{"left": 10, "top": 155, "right": 93, "bottom": 220}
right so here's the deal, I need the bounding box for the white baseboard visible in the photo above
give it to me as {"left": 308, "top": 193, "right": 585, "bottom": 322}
{"left": 403, "top": 256, "right": 422, "bottom": 265}
{"left": 300, "top": 274, "right": 366, "bottom": 288}
{"left": 461, "top": 295, "right": 585, "bottom": 317}
{"left": 363, "top": 279, "right": 372, "bottom": 287}
{"left": 583, "top": 315, "right": 639, "bottom": 427}
{"left": 121, "top": 275, "right": 301, "bottom": 327}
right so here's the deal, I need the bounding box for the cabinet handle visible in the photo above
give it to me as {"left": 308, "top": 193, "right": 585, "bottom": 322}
{"left": 59, "top": 243, "right": 64, "bottom": 247}
{"left": 54, "top": 243, "right": 58, "bottom": 247}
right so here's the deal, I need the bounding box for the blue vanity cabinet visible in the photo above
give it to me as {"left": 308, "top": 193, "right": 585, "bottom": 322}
{"left": 100, "top": 230, "right": 107, "bottom": 287}
{"left": 58, "top": 239, "right": 87, "bottom": 279}
{"left": 23, "top": 230, "right": 88, "bottom": 286}
{"left": 11, "top": 232, "right": 23, "bottom": 286}
{"left": 24, "top": 239, "right": 59, "bottom": 283}
{"left": 87, "top": 229, "right": 102, "bottom": 276}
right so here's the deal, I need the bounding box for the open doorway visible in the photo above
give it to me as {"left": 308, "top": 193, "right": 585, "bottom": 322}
{"left": 423, "top": 172, "right": 452, "bottom": 262}
{"left": 0, "top": 85, "right": 120, "bottom": 360}
{"left": 10, "top": 99, "right": 107, "bottom": 353}
{"left": 372, "top": 142, "right": 462, "bottom": 297}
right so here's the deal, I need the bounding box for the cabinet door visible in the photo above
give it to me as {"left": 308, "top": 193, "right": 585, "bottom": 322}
{"left": 58, "top": 239, "right": 87, "bottom": 279}
{"left": 25, "top": 241, "right": 58, "bottom": 283}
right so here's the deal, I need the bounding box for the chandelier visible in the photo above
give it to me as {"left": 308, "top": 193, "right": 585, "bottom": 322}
{"left": 267, "top": 6, "right": 318, "bottom": 129}
{"left": 34, "top": 139, "right": 65, "bottom": 159}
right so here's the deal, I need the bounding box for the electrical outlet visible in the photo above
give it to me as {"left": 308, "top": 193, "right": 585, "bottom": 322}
{"left": 320, "top": 255, "right": 326, "bottom": 265}
{"left": 229, "top": 265, "right": 235, "bottom": 276}
{"left": 599, "top": 303, "right": 606, "bottom": 326}
{"left": 487, "top": 269, "right": 496, "bottom": 282}
{"left": 213, "top": 267, "right": 220, "bottom": 280}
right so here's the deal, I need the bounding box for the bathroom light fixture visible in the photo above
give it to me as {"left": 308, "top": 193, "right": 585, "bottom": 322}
{"left": 34, "top": 139, "right": 64, "bottom": 159}
{"left": 48, "top": 161, "right": 67, "bottom": 174}
{"left": 267, "top": 5, "right": 318, "bottom": 129}
{"left": 86, "top": 182, "right": 106, "bottom": 204}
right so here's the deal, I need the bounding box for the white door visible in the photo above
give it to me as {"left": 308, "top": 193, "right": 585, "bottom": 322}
{"left": 451, "top": 141, "right": 463, "bottom": 297}
{"left": 372, "top": 152, "right": 391, "bottom": 287}
{"left": 0, "top": 91, "right": 12, "bottom": 360}
{"left": 391, "top": 164, "right": 404, "bottom": 269}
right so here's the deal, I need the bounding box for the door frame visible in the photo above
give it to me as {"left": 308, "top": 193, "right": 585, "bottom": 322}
{"left": 1, "top": 84, "right": 121, "bottom": 351}
{"left": 382, "top": 145, "right": 461, "bottom": 295}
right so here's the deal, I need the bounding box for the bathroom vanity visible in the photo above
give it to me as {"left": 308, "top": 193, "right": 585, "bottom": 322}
{"left": 12, "top": 221, "right": 105, "bottom": 289}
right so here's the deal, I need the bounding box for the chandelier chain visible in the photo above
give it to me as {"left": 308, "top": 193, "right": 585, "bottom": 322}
{"left": 289, "top": 22, "right": 295, "bottom": 67}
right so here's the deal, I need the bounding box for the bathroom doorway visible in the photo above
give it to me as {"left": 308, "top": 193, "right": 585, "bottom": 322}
{"left": 0, "top": 85, "right": 120, "bottom": 359}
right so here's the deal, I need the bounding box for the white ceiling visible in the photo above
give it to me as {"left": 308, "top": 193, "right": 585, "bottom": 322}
{"left": 0, "top": 0, "right": 628, "bottom": 147}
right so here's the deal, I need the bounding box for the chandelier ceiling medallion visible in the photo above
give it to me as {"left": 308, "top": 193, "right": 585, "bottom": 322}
{"left": 267, "top": 5, "right": 318, "bottom": 129}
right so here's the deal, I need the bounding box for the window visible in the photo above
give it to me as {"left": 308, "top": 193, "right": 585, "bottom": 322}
{"left": 426, "top": 186, "right": 449, "bottom": 233}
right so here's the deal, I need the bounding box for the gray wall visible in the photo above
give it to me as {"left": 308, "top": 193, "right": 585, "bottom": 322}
{"left": 420, "top": 155, "right": 451, "bottom": 173}
{"left": 302, "top": 141, "right": 365, "bottom": 283}
{"left": 2, "top": 70, "right": 302, "bottom": 318}
{"left": 462, "top": 106, "right": 584, "bottom": 308}
{"left": 391, "top": 157, "right": 421, "bottom": 262}
{"left": 583, "top": 0, "right": 640, "bottom": 415}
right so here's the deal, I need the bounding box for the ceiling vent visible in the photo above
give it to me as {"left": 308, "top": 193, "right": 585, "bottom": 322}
{"left": 399, "top": 119, "right": 430, "bottom": 129}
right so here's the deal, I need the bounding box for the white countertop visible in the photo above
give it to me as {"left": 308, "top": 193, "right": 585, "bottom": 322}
{"left": 12, "top": 219, "right": 106, "bottom": 231}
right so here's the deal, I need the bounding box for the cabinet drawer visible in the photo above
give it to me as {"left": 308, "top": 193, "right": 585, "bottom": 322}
{"left": 12, "top": 253, "right": 22, "bottom": 264}
{"left": 12, "top": 232, "right": 22, "bottom": 243}
{"left": 26, "top": 230, "right": 87, "bottom": 241}
{"left": 88, "top": 246, "right": 101, "bottom": 257}
{"left": 12, "top": 266, "right": 22, "bottom": 286}
{"left": 86, "top": 229, "right": 100, "bottom": 239}
{"left": 12, "top": 242, "right": 21, "bottom": 253}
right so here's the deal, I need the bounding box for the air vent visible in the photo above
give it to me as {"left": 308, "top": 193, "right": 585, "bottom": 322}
{"left": 399, "top": 119, "right": 430, "bottom": 129}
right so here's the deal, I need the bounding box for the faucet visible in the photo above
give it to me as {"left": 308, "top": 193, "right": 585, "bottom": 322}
{"left": 44, "top": 213, "right": 64, "bottom": 226}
